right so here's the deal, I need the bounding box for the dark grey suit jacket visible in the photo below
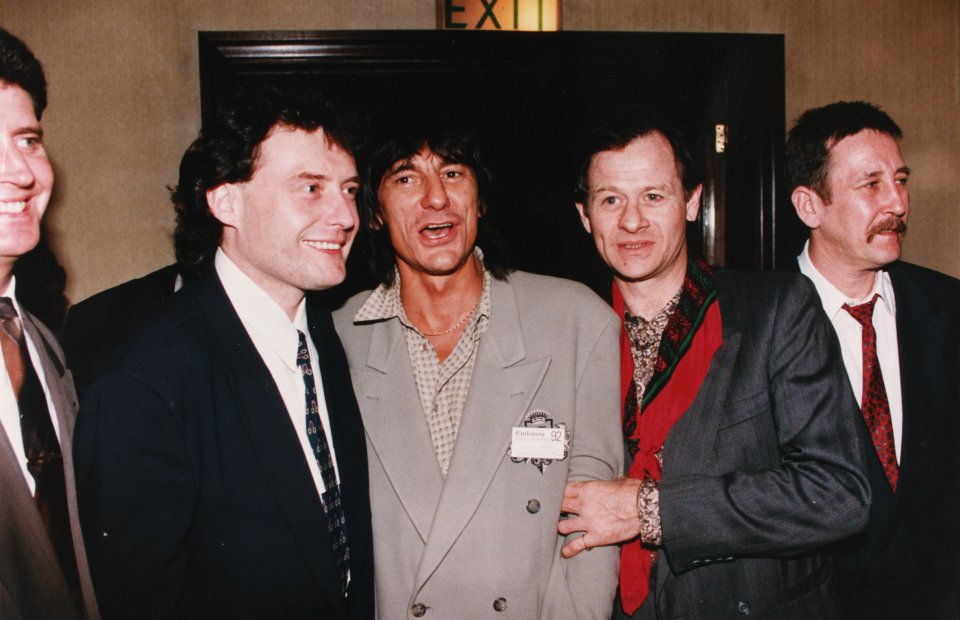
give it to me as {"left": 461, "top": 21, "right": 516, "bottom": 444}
{"left": 633, "top": 271, "right": 870, "bottom": 619}
{"left": 0, "top": 308, "right": 99, "bottom": 619}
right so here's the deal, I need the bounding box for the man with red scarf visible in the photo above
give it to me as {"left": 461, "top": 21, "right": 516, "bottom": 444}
{"left": 558, "top": 111, "right": 871, "bottom": 619}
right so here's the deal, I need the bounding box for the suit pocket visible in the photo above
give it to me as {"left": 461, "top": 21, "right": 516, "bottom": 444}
{"left": 714, "top": 389, "right": 778, "bottom": 467}
{"left": 716, "top": 388, "right": 769, "bottom": 430}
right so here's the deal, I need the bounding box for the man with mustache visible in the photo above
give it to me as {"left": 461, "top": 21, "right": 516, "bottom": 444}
{"left": 788, "top": 100, "right": 960, "bottom": 618}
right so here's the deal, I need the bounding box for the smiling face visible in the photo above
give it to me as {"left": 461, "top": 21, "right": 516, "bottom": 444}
{"left": 0, "top": 82, "right": 53, "bottom": 286}
{"left": 576, "top": 132, "right": 701, "bottom": 298}
{"left": 210, "top": 125, "right": 359, "bottom": 316}
{"left": 376, "top": 146, "right": 480, "bottom": 282}
{"left": 803, "top": 129, "right": 909, "bottom": 277}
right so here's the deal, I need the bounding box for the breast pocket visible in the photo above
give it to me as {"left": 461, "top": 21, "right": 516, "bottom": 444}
{"left": 714, "top": 388, "right": 778, "bottom": 467}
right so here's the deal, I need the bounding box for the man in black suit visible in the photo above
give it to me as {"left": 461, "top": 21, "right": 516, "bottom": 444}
{"left": 788, "top": 101, "right": 960, "bottom": 618}
{"left": 74, "top": 87, "right": 374, "bottom": 619}
{"left": 558, "top": 111, "right": 870, "bottom": 618}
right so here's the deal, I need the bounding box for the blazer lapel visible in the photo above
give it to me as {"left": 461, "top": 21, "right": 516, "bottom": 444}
{"left": 194, "top": 277, "right": 345, "bottom": 616}
{"left": 307, "top": 306, "right": 372, "bottom": 588}
{"left": 356, "top": 318, "right": 445, "bottom": 541}
{"left": 661, "top": 290, "right": 744, "bottom": 478}
{"left": 414, "top": 276, "right": 550, "bottom": 591}
{"left": 6, "top": 314, "right": 93, "bottom": 618}
{"left": 889, "top": 269, "right": 944, "bottom": 493}
{"left": 22, "top": 315, "right": 76, "bottom": 442}
{"left": 655, "top": 294, "right": 743, "bottom": 599}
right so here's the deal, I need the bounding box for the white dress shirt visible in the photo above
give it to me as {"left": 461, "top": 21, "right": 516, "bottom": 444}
{"left": 0, "top": 277, "right": 61, "bottom": 494}
{"left": 798, "top": 242, "right": 903, "bottom": 461}
{"left": 215, "top": 249, "right": 342, "bottom": 500}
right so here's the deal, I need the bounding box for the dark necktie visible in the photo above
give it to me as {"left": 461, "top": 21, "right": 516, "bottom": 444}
{"left": 296, "top": 330, "right": 350, "bottom": 595}
{"left": 842, "top": 294, "right": 899, "bottom": 492}
{"left": 0, "top": 298, "right": 80, "bottom": 593}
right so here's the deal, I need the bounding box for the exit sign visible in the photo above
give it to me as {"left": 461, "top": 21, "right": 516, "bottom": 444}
{"left": 438, "top": 0, "right": 560, "bottom": 31}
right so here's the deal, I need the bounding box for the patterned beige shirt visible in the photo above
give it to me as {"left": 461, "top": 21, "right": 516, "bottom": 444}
{"left": 624, "top": 291, "right": 681, "bottom": 413}
{"left": 623, "top": 289, "right": 680, "bottom": 548}
{"left": 353, "top": 259, "right": 492, "bottom": 477}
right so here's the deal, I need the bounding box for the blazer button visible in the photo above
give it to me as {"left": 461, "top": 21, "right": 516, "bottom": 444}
{"left": 411, "top": 603, "right": 427, "bottom": 617}
{"left": 737, "top": 601, "right": 751, "bottom": 615}
{"left": 526, "top": 499, "right": 541, "bottom": 514}
{"left": 493, "top": 597, "right": 508, "bottom": 612}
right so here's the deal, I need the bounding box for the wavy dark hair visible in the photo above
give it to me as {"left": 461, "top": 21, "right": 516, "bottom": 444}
{"left": 786, "top": 101, "right": 902, "bottom": 202}
{"left": 172, "top": 85, "right": 360, "bottom": 280}
{"left": 573, "top": 107, "right": 702, "bottom": 209}
{"left": 0, "top": 27, "right": 47, "bottom": 119}
{"left": 359, "top": 115, "right": 512, "bottom": 286}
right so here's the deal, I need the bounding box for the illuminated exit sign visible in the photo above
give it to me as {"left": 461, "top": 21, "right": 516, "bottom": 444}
{"left": 438, "top": 0, "right": 560, "bottom": 31}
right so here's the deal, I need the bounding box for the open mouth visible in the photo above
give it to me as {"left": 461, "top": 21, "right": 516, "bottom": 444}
{"left": 421, "top": 222, "right": 454, "bottom": 240}
{"left": 0, "top": 200, "right": 28, "bottom": 214}
{"left": 304, "top": 240, "right": 343, "bottom": 252}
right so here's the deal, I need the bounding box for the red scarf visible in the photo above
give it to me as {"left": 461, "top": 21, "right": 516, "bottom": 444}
{"left": 614, "top": 259, "right": 723, "bottom": 615}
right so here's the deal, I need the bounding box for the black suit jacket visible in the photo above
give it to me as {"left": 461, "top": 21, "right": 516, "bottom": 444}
{"left": 62, "top": 264, "right": 181, "bottom": 396}
{"left": 826, "top": 261, "right": 960, "bottom": 618}
{"left": 74, "top": 271, "right": 374, "bottom": 619}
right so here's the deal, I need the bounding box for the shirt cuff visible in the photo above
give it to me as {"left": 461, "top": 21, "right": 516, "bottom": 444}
{"left": 636, "top": 477, "right": 662, "bottom": 547}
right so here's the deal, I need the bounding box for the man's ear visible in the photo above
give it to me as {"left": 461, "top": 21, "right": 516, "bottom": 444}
{"left": 791, "top": 186, "right": 824, "bottom": 229}
{"left": 207, "top": 184, "right": 239, "bottom": 228}
{"left": 575, "top": 202, "right": 592, "bottom": 234}
{"left": 685, "top": 185, "right": 703, "bottom": 222}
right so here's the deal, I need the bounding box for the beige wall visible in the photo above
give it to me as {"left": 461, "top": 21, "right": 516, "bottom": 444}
{"left": 4, "top": 0, "right": 959, "bottom": 302}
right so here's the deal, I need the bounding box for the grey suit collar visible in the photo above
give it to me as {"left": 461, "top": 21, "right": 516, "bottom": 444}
{"left": 3, "top": 311, "right": 96, "bottom": 619}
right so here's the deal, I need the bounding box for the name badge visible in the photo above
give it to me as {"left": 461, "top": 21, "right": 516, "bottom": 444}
{"left": 511, "top": 426, "right": 566, "bottom": 460}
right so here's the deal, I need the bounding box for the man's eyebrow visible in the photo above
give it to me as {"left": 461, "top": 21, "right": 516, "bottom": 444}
{"left": 856, "top": 166, "right": 911, "bottom": 181}
{"left": 297, "top": 172, "right": 330, "bottom": 181}
{"left": 295, "top": 172, "right": 361, "bottom": 184}
{"left": 590, "top": 182, "right": 670, "bottom": 194}
{"left": 384, "top": 159, "right": 415, "bottom": 176}
{"left": 13, "top": 125, "right": 43, "bottom": 138}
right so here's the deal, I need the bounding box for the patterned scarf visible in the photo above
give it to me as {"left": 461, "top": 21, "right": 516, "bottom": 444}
{"left": 615, "top": 258, "right": 723, "bottom": 615}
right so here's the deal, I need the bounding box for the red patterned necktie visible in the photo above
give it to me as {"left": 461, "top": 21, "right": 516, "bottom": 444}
{"left": 0, "top": 298, "right": 80, "bottom": 595}
{"left": 842, "top": 294, "right": 899, "bottom": 492}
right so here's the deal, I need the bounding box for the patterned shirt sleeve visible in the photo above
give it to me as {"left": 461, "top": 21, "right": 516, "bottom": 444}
{"left": 637, "top": 476, "right": 662, "bottom": 547}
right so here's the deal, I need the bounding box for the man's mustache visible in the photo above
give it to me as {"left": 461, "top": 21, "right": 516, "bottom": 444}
{"left": 867, "top": 217, "right": 907, "bottom": 242}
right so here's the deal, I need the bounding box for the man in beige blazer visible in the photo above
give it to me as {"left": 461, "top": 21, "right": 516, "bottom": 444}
{"left": 0, "top": 28, "right": 99, "bottom": 619}
{"left": 333, "top": 118, "right": 623, "bottom": 618}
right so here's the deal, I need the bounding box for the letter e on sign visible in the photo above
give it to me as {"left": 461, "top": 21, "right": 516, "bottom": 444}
{"left": 437, "top": 0, "right": 560, "bottom": 31}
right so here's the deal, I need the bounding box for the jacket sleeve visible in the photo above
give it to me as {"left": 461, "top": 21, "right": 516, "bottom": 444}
{"left": 659, "top": 275, "right": 871, "bottom": 572}
{"left": 559, "top": 311, "right": 624, "bottom": 619}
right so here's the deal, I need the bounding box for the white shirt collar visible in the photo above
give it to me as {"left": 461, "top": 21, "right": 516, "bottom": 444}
{"left": 0, "top": 277, "right": 22, "bottom": 313}
{"left": 798, "top": 241, "right": 895, "bottom": 319}
{"left": 215, "top": 248, "right": 307, "bottom": 373}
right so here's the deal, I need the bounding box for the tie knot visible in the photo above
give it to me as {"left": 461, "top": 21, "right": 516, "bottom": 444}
{"left": 842, "top": 293, "right": 880, "bottom": 327}
{"left": 0, "top": 297, "right": 17, "bottom": 321}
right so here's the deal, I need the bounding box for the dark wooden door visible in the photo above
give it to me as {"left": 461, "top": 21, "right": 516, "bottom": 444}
{"left": 199, "top": 30, "right": 794, "bottom": 299}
